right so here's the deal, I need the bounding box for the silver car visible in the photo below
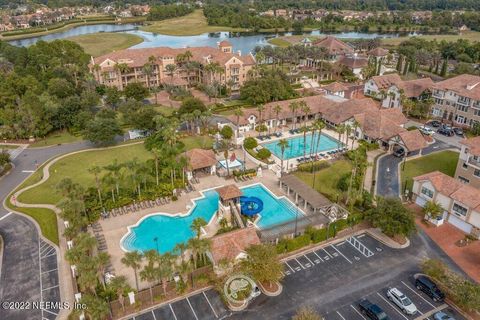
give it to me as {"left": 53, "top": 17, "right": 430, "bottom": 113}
{"left": 386, "top": 287, "right": 418, "bottom": 315}
{"left": 434, "top": 311, "right": 455, "bottom": 320}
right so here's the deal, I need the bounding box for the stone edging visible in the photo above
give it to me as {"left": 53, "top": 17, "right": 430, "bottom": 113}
{"left": 258, "top": 281, "right": 283, "bottom": 297}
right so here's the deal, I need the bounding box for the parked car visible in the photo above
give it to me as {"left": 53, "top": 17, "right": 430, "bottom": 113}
{"left": 415, "top": 276, "right": 445, "bottom": 302}
{"left": 386, "top": 287, "right": 418, "bottom": 315}
{"left": 419, "top": 126, "right": 435, "bottom": 136}
{"left": 434, "top": 311, "right": 456, "bottom": 320}
{"left": 427, "top": 120, "right": 441, "bottom": 127}
{"left": 359, "top": 299, "right": 390, "bottom": 320}
{"left": 393, "top": 148, "right": 406, "bottom": 158}
{"left": 437, "top": 127, "right": 455, "bottom": 137}
{"left": 453, "top": 127, "right": 464, "bottom": 136}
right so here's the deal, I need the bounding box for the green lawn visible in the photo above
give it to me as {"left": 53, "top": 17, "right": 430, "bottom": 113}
{"left": 0, "top": 144, "right": 18, "bottom": 149}
{"left": 294, "top": 160, "right": 353, "bottom": 201}
{"left": 267, "top": 38, "right": 291, "bottom": 47}
{"left": 29, "top": 130, "right": 84, "bottom": 148}
{"left": 153, "top": 105, "right": 177, "bottom": 117}
{"left": 401, "top": 150, "right": 459, "bottom": 192}
{"left": 141, "top": 9, "right": 245, "bottom": 36}
{"left": 181, "top": 136, "right": 213, "bottom": 150}
{"left": 66, "top": 32, "right": 144, "bottom": 57}
{"left": 381, "top": 31, "right": 480, "bottom": 47}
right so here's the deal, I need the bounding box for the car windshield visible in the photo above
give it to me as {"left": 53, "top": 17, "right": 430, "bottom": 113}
{"left": 402, "top": 297, "right": 412, "bottom": 305}
{"left": 378, "top": 312, "right": 388, "bottom": 320}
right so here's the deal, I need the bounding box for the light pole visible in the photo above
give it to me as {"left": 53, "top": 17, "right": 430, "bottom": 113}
{"left": 153, "top": 237, "right": 159, "bottom": 253}
{"left": 294, "top": 201, "right": 299, "bottom": 237}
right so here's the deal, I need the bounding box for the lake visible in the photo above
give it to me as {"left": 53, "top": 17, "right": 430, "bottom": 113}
{"left": 8, "top": 23, "right": 414, "bottom": 54}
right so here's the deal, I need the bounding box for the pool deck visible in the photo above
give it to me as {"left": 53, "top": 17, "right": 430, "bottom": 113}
{"left": 97, "top": 153, "right": 285, "bottom": 290}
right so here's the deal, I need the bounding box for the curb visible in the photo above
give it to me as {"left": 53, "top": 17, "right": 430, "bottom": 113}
{"left": 258, "top": 281, "right": 283, "bottom": 297}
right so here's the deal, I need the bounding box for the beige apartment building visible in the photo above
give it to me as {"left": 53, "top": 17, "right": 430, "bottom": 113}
{"left": 455, "top": 136, "right": 480, "bottom": 189}
{"left": 89, "top": 41, "right": 256, "bottom": 91}
{"left": 431, "top": 74, "right": 480, "bottom": 128}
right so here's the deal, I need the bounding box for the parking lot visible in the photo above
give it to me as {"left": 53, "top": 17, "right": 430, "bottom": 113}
{"left": 127, "top": 233, "right": 465, "bottom": 320}
{"left": 125, "top": 289, "right": 230, "bottom": 320}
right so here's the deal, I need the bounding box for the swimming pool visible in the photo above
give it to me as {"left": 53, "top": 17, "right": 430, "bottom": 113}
{"left": 121, "top": 184, "right": 303, "bottom": 253}
{"left": 262, "top": 132, "right": 341, "bottom": 160}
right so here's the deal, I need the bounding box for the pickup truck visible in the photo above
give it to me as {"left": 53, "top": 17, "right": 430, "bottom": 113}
{"left": 358, "top": 299, "right": 390, "bottom": 320}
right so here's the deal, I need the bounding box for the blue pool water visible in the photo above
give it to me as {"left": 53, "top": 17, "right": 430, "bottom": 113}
{"left": 262, "top": 132, "right": 340, "bottom": 160}
{"left": 121, "top": 184, "right": 302, "bottom": 253}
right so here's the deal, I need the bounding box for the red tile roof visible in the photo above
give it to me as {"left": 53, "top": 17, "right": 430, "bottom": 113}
{"left": 324, "top": 81, "right": 348, "bottom": 93}
{"left": 371, "top": 74, "right": 402, "bottom": 90}
{"left": 432, "top": 74, "right": 480, "bottom": 100}
{"left": 368, "top": 47, "right": 389, "bottom": 57}
{"left": 210, "top": 227, "right": 260, "bottom": 265}
{"left": 398, "top": 129, "right": 428, "bottom": 152}
{"left": 414, "top": 171, "right": 480, "bottom": 210}
{"left": 313, "top": 36, "right": 354, "bottom": 55}
{"left": 219, "top": 40, "right": 232, "bottom": 47}
{"left": 323, "top": 98, "right": 378, "bottom": 125}
{"left": 397, "top": 78, "right": 434, "bottom": 98}
{"left": 337, "top": 55, "right": 368, "bottom": 69}
{"left": 216, "top": 185, "right": 243, "bottom": 200}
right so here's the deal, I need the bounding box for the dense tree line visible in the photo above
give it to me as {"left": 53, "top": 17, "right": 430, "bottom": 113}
{"left": 147, "top": 4, "right": 194, "bottom": 21}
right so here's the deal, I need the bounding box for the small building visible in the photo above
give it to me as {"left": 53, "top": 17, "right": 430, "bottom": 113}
{"left": 323, "top": 81, "right": 348, "bottom": 98}
{"left": 184, "top": 148, "right": 217, "bottom": 180}
{"left": 364, "top": 73, "right": 402, "bottom": 98}
{"left": 336, "top": 55, "right": 368, "bottom": 79}
{"left": 389, "top": 129, "right": 428, "bottom": 155}
{"left": 208, "top": 227, "right": 260, "bottom": 273}
{"left": 412, "top": 171, "right": 480, "bottom": 237}
{"left": 312, "top": 36, "right": 354, "bottom": 61}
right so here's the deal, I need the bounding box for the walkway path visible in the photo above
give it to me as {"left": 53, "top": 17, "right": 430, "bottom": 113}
{"left": 364, "top": 149, "right": 384, "bottom": 192}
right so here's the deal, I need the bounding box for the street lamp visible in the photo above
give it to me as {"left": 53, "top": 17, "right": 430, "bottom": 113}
{"left": 153, "top": 237, "right": 159, "bottom": 253}
{"left": 294, "top": 201, "right": 299, "bottom": 237}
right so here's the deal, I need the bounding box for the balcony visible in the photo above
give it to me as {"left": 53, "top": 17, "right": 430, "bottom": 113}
{"left": 457, "top": 97, "right": 471, "bottom": 106}
{"left": 467, "top": 156, "right": 480, "bottom": 169}
{"left": 432, "top": 91, "right": 444, "bottom": 98}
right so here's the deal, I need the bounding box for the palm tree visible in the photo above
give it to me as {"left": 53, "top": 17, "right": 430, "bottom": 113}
{"left": 88, "top": 166, "right": 103, "bottom": 208}
{"left": 150, "top": 148, "right": 162, "bottom": 186}
{"left": 423, "top": 201, "right": 444, "bottom": 220}
{"left": 191, "top": 217, "right": 207, "bottom": 239}
{"left": 187, "top": 237, "right": 201, "bottom": 269}
{"left": 256, "top": 104, "right": 265, "bottom": 136}
{"left": 121, "top": 251, "right": 143, "bottom": 291}
{"left": 289, "top": 101, "right": 299, "bottom": 130}
{"left": 335, "top": 124, "right": 346, "bottom": 151}
{"left": 174, "top": 243, "right": 188, "bottom": 263}
{"left": 101, "top": 173, "right": 116, "bottom": 203}
{"left": 103, "top": 160, "right": 123, "bottom": 198}
{"left": 108, "top": 275, "right": 130, "bottom": 312}
{"left": 312, "top": 120, "right": 326, "bottom": 189}
{"left": 114, "top": 62, "right": 131, "bottom": 88}
{"left": 344, "top": 124, "right": 352, "bottom": 147}
{"left": 157, "top": 254, "right": 173, "bottom": 296}
{"left": 77, "top": 264, "right": 98, "bottom": 296}
{"left": 95, "top": 252, "right": 110, "bottom": 290}
{"left": 197, "top": 238, "right": 212, "bottom": 266}
{"left": 277, "top": 139, "right": 289, "bottom": 177}
{"left": 273, "top": 104, "right": 282, "bottom": 134}
{"left": 140, "top": 250, "right": 158, "bottom": 304}
{"left": 351, "top": 120, "right": 360, "bottom": 149}
{"left": 233, "top": 107, "right": 244, "bottom": 138}
{"left": 300, "top": 102, "right": 310, "bottom": 128}
{"left": 81, "top": 294, "right": 110, "bottom": 320}
{"left": 142, "top": 62, "right": 153, "bottom": 89}
{"left": 165, "top": 64, "right": 176, "bottom": 81}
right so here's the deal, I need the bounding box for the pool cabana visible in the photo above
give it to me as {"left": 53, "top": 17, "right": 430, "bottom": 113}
{"left": 215, "top": 185, "right": 245, "bottom": 228}
{"left": 184, "top": 148, "right": 217, "bottom": 181}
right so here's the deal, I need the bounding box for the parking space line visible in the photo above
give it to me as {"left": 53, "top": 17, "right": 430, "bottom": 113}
{"left": 203, "top": 291, "right": 218, "bottom": 318}
{"left": 312, "top": 251, "right": 324, "bottom": 262}
{"left": 43, "top": 309, "right": 58, "bottom": 316}
{"left": 151, "top": 310, "right": 157, "bottom": 320}
{"left": 42, "top": 285, "right": 59, "bottom": 291}
{"left": 350, "top": 305, "right": 367, "bottom": 320}
{"left": 41, "top": 268, "right": 57, "bottom": 275}
{"left": 304, "top": 254, "right": 315, "bottom": 266}
{"left": 186, "top": 297, "right": 199, "bottom": 320}
{"left": 294, "top": 258, "right": 306, "bottom": 269}
{"left": 331, "top": 245, "right": 352, "bottom": 264}
{"left": 43, "top": 247, "right": 56, "bottom": 257}
{"left": 376, "top": 292, "right": 409, "bottom": 320}
{"left": 169, "top": 304, "right": 178, "bottom": 320}
{"left": 336, "top": 241, "right": 345, "bottom": 246}
{"left": 336, "top": 311, "right": 346, "bottom": 320}
{"left": 42, "top": 252, "right": 57, "bottom": 259}
{"left": 322, "top": 248, "right": 333, "bottom": 259}
{"left": 400, "top": 281, "right": 436, "bottom": 308}
{"left": 284, "top": 261, "right": 295, "bottom": 273}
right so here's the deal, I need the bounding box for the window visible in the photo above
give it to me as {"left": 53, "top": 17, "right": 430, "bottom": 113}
{"left": 462, "top": 162, "right": 468, "bottom": 169}
{"left": 475, "top": 169, "right": 480, "bottom": 178}
{"left": 474, "top": 109, "right": 480, "bottom": 117}
{"left": 421, "top": 187, "right": 434, "bottom": 198}
{"left": 452, "top": 203, "right": 468, "bottom": 217}
{"left": 457, "top": 104, "right": 469, "bottom": 112}
{"left": 458, "top": 176, "right": 470, "bottom": 184}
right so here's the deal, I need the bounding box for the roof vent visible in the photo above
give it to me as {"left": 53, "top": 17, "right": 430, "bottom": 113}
{"left": 466, "top": 82, "right": 480, "bottom": 90}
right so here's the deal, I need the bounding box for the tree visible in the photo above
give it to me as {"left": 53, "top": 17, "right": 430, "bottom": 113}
{"left": 365, "top": 197, "right": 416, "bottom": 238}
{"left": 243, "top": 137, "right": 258, "bottom": 150}
{"left": 80, "top": 294, "right": 110, "bottom": 320}
{"left": 423, "top": 201, "right": 444, "bottom": 220}
{"left": 108, "top": 275, "right": 130, "bottom": 312}
{"left": 289, "top": 102, "right": 299, "bottom": 130}
{"left": 121, "top": 251, "right": 143, "bottom": 291}
{"left": 157, "top": 253, "right": 173, "bottom": 296}
{"left": 140, "top": 250, "right": 159, "bottom": 304}
{"left": 83, "top": 117, "right": 122, "bottom": 146}
{"left": 88, "top": 165, "right": 103, "bottom": 208}
{"left": 277, "top": 139, "right": 289, "bottom": 177}
{"left": 105, "top": 87, "right": 121, "bottom": 109}
{"left": 240, "top": 244, "right": 283, "bottom": 290}
{"left": 293, "top": 306, "right": 322, "bottom": 320}
{"left": 178, "top": 97, "right": 206, "bottom": 115}
{"left": 124, "top": 82, "right": 149, "bottom": 101}
{"left": 257, "top": 148, "right": 271, "bottom": 160}
{"left": 220, "top": 125, "right": 234, "bottom": 141}
{"left": 233, "top": 107, "right": 244, "bottom": 137}
{"left": 191, "top": 217, "right": 207, "bottom": 239}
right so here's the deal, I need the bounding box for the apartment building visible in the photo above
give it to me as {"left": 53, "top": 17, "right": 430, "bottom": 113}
{"left": 413, "top": 171, "right": 480, "bottom": 237}
{"left": 431, "top": 74, "right": 480, "bottom": 128}
{"left": 455, "top": 136, "right": 480, "bottom": 189}
{"left": 89, "top": 41, "right": 256, "bottom": 91}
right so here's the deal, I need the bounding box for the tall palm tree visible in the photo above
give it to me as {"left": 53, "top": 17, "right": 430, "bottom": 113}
{"left": 103, "top": 159, "right": 123, "bottom": 198}
{"left": 77, "top": 264, "right": 98, "bottom": 296}
{"left": 108, "top": 275, "right": 130, "bottom": 312}
{"left": 174, "top": 243, "right": 188, "bottom": 263}
{"left": 157, "top": 254, "right": 173, "bottom": 296}
{"left": 233, "top": 107, "right": 244, "bottom": 138}
{"left": 351, "top": 120, "right": 360, "bottom": 149}
{"left": 121, "top": 251, "right": 143, "bottom": 291}
{"left": 345, "top": 124, "right": 352, "bottom": 147}
{"left": 95, "top": 252, "right": 110, "bottom": 290}
{"left": 88, "top": 166, "right": 103, "bottom": 208}
{"left": 114, "top": 62, "right": 131, "bottom": 88}
{"left": 191, "top": 217, "right": 207, "bottom": 239}
{"left": 151, "top": 148, "right": 162, "bottom": 186}
{"left": 335, "top": 124, "right": 346, "bottom": 151}
{"left": 277, "top": 139, "right": 289, "bottom": 177}
{"left": 165, "top": 64, "right": 176, "bottom": 81}
{"left": 140, "top": 251, "right": 158, "bottom": 304}
{"left": 273, "top": 104, "right": 282, "bottom": 134}
{"left": 197, "top": 238, "right": 212, "bottom": 266}
{"left": 187, "top": 237, "right": 201, "bottom": 269}
{"left": 101, "top": 173, "right": 116, "bottom": 203}
{"left": 142, "top": 62, "right": 153, "bottom": 89}
{"left": 312, "top": 120, "right": 326, "bottom": 189}
{"left": 256, "top": 104, "right": 265, "bottom": 136}
{"left": 289, "top": 101, "right": 299, "bottom": 130}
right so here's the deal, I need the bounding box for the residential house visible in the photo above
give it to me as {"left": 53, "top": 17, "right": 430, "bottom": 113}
{"left": 430, "top": 74, "right": 480, "bottom": 128}
{"left": 367, "top": 47, "right": 389, "bottom": 75}
{"left": 89, "top": 43, "right": 256, "bottom": 91}
{"left": 412, "top": 171, "right": 480, "bottom": 237}
{"left": 455, "top": 136, "right": 480, "bottom": 189}
{"left": 382, "top": 77, "right": 434, "bottom": 109}
{"left": 312, "top": 36, "right": 354, "bottom": 61}
{"left": 364, "top": 73, "right": 402, "bottom": 98}
{"left": 323, "top": 81, "right": 348, "bottom": 98}
{"left": 336, "top": 54, "right": 369, "bottom": 79}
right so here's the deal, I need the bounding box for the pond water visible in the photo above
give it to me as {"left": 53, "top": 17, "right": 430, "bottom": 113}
{"left": 8, "top": 23, "right": 417, "bottom": 54}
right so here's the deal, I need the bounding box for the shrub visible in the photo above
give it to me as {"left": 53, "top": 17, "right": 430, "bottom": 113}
{"left": 243, "top": 137, "right": 258, "bottom": 150}
{"left": 296, "top": 160, "right": 330, "bottom": 172}
{"left": 257, "top": 148, "right": 271, "bottom": 160}
{"left": 286, "top": 234, "right": 311, "bottom": 252}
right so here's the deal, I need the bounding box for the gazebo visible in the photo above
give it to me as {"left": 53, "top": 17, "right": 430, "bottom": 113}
{"left": 215, "top": 185, "right": 245, "bottom": 228}
{"left": 184, "top": 148, "right": 217, "bottom": 180}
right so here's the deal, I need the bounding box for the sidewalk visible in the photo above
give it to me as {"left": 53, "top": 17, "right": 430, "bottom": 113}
{"left": 364, "top": 149, "right": 384, "bottom": 192}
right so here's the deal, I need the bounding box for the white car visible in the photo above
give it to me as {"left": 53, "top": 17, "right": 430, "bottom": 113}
{"left": 387, "top": 287, "right": 418, "bottom": 315}
{"left": 419, "top": 125, "right": 435, "bottom": 136}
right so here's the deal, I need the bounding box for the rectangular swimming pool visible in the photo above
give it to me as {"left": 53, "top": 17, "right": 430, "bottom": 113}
{"left": 262, "top": 132, "right": 341, "bottom": 160}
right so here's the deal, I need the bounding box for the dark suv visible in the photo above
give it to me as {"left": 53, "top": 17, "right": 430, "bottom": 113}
{"left": 415, "top": 276, "right": 445, "bottom": 302}
{"left": 359, "top": 299, "right": 390, "bottom": 320}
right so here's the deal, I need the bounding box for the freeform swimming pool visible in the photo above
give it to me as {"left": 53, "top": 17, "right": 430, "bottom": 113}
{"left": 121, "top": 184, "right": 303, "bottom": 253}
{"left": 262, "top": 132, "right": 341, "bottom": 160}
